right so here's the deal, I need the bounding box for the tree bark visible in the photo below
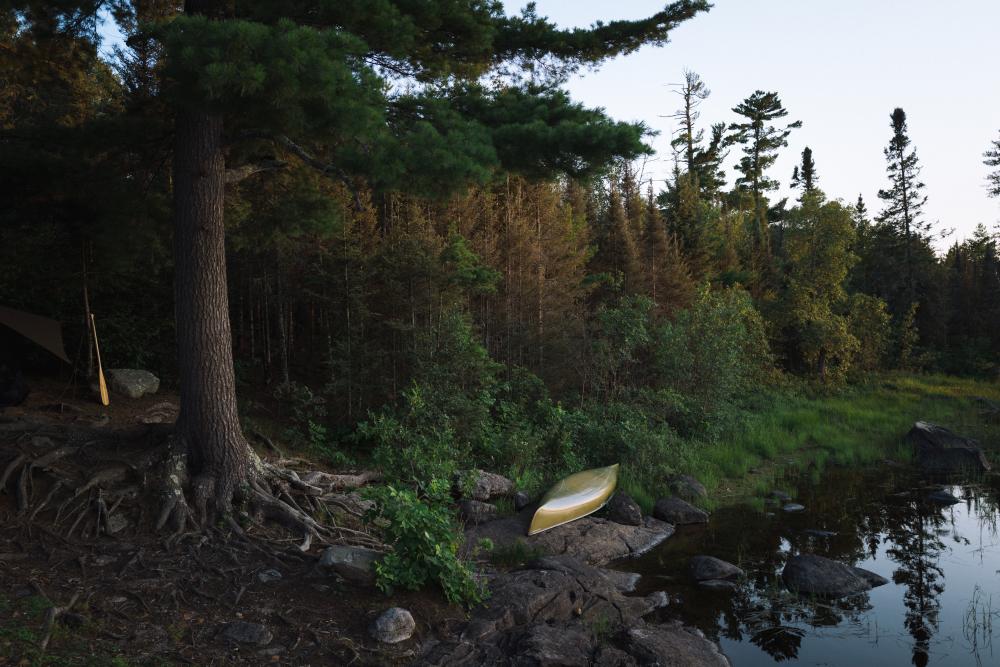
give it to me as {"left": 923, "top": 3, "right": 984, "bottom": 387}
{"left": 172, "top": 106, "right": 251, "bottom": 515}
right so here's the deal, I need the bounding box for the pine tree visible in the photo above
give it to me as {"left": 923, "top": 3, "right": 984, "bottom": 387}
{"left": 670, "top": 69, "right": 710, "bottom": 178}
{"left": 877, "top": 108, "right": 929, "bottom": 305}
{"left": 986, "top": 131, "right": 1000, "bottom": 199}
{"left": 727, "top": 90, "right": 801, "bottom": 279}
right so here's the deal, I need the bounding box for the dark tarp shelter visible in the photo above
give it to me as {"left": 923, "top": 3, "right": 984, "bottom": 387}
{"left": 0, "top": 305, "right": 71, "bottom": 363}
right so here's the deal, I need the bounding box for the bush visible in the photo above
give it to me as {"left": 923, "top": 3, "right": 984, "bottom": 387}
{"left": 365, "top": 480, "right": 485, "bottom": 606}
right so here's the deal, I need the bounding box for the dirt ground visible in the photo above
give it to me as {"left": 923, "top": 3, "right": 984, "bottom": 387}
{"left": 0, "top": 376, "right": 463, "bottom": 666}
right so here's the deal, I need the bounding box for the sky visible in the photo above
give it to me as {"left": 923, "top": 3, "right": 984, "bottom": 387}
{"left": 521, "top": 0, "right": 1000, "bottom": 248}
{"left": 97, "top": 2, "right": 999, "bottom": 248}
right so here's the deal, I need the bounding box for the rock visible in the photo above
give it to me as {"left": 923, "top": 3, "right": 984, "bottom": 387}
{"left": 653, "top": 497, "right": 708, "bottom": 525}
{"left": 257, "top": 568, "right": 282, "bottom": 583}
{"left": 689, "top": 556, "right": 743, "bottom": 582}
{"left": 456, "top": 469, "right": 514, "bottom": 501}
{"left": 221, "top": 621, "right": 272, "bottom": 646}
{"left": 698, "top": 579, "right": 739, "bottom": 592}
{"left": 769, "top": 490, "right": 792, "bottom": 502}
{"left": 668, "top": 474, "right": 708, "bottom": 501}
{"left": 106, "top": 514, "right": 130, "bottom": 535}
{"left": 135, "top": 401, "right": 178, "bottom": 424}
{"left": 106, "top": 369, "right": 160, "bottom": 399}
{"left": 606, "top": 492, "right": 643, "bottom": 526}
{"left": 318, "top": 545, "right": 383, "bottom": 584}
{"left": 851, "top": 567, "right": 889, "bottom": 588}
{"left": 598, "top": 568, "right": 641, "bottom": 593}
{"left": 370, "top": 607, "right": 415, "bottom": 644}
{"left": 513, "top": 491, "right": 531, "bottom": 511}
{"left": 644, "top": 591, "right": 670, "bottom": 611}
{"left": 464, "top": 513, "right": 674, "bottom": 567}
{"left": 803, "top": 528, "right": 837, "bottom": 538}
{"left": 625, "top": 623, "right": 731, "bottom": 667}
{"left": 782, "top": 554, "right": 887, "bottom": 598}
{"left": 415, "top": 555, "right": 728, "bottom": 666}
{"left": 458, "top": 499, "right": 498, "bottom": 526}
{"left": 928, "top": 489, "right": 960, "bottom": 504}
{"left": 908, "top": 421, "right": 990, "bottom": 473}
{"left": 782, "top": 503, "right": 805, "bottom": 512}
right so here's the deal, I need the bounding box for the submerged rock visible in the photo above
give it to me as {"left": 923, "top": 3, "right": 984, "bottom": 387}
{"left": 370, "top": 607, "right": 415, "bottom": 644}
{"left": 690, "top": 555, "right": 744, "bottom": 582}
{"left": 653, "top": 497, "right": 709, "bottom": 525}
{"left": 606, "top": 492, "right": 643, "bottom": 526}
{"left": 698, "top": 579, "right": 739, "bottom": 592}
{"left": 908, "top": 421, "right": 990, "bottom": 473}
{"left": 782, "top": 554, "right": 887, "bottom": 598}
{"left": 927, "top": 489, "right": 960, "bottom": 505}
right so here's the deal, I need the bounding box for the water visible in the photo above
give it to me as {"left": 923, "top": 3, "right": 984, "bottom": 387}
{"left": 618, "top": 466, "right": 1000, "bottom": 666}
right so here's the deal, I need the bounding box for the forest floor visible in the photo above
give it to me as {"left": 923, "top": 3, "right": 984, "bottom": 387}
{"left": 1, "top": 372, "right": 998, "bottom": 666}
{"left": 0, "top": 378, "right": 463, "bottom": 666}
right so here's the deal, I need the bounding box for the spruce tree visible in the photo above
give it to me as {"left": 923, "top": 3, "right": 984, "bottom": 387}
{"left": 876, "top": 108, "right": 929, "bottom": 304}
{"left": 790, "top": 146, "right": 818, "bottom": 197}
{"left": 986, "top": 131, "right": 1000, "bottom": 199}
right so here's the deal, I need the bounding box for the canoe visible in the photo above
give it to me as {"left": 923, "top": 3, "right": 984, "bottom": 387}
{"left": 528, "top": 463, "right": 620, "bottom": 535}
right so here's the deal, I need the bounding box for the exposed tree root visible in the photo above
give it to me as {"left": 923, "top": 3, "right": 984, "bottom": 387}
{"left": 0, "top": 420, "right": 385, "bottom": 562}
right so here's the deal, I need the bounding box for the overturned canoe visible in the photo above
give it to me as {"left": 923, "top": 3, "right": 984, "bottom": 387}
{"left": 528, "top": 463, "right": 620, "bottom": 535}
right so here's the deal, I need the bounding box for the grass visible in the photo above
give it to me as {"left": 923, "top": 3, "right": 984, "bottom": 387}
{"left": 669, "top": 373, "right": 1000, "bottom": 506}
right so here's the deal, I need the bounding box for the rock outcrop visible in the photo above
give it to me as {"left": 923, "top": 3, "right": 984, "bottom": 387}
{"left": 464, "top": 511, "right": 674, "bottom": 567}
{"left": 415, "top": 555, "right": 729, "bottom": 666}
{"left": 907, "top": 421, "right": 990, "bottom": 473}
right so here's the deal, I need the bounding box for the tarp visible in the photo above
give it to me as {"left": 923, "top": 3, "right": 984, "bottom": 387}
{"left": 0, "top": 305, "right": 71, "bottom": 363}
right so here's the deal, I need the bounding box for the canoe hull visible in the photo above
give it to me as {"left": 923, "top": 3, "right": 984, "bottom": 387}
{"left": 528, "top": 463, "right": 619, "bottom": 535}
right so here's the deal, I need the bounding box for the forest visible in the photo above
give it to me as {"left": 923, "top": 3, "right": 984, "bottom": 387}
{"left": 1, "top": 1, "right": 999, "bottom": 665}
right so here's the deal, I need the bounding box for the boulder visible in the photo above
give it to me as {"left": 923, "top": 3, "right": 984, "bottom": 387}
{"left": 689, "top": 555, "right": 743, "bottom": 582}
{"left": 370, "top": 607, "right": 415, "bottom": 644}
{"left": 463, "top": 512, "right": 674, "bottom": 567}
{"left": 606, "top": 492, "right": 643, "bottom": 526}
{"left": 667, "top": 474, "right": 708, "bottom": 501}
{"left": 221, "top": 621, "right": 272, "bottom": 646}
{"left": 456, "top": 469, "right": 515, "bottom": 501}
{"left": 653, "top": 497, "right": 709, "bottom": 525}
{"left": 907, "top": 421, "right": 990, "bottom": 473}
{"left": 106, "top": 369, "right": 160, "bottom": 399}
{"left": 458, "top": 499, "right": 498, "bottom": 526}
{"left": 782, "top": 554, "right": 888, "bottom": 598}
{"left": 318, "top": 545, "right": 383, "bottom": 585}
{"left": 513, "top": 491, "right": 531, "bottom": 511}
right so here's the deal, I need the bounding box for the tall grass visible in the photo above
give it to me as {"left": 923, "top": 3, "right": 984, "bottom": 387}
{"left": 673, "top": 373, "right": 1000, "bottom": 504}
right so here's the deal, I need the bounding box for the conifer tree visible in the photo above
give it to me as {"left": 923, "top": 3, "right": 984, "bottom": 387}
{"left": 641, "top": 185, "right": 692, "bottom": 313}
{"left": 986, "top": 131, "right": 1000, "bottom": 199}
{"left": 670, "top": 69, "right": 710, "bottom": 178}
{"left": 727, "top": 90, "right": 801, "bottom": 277}
{"left": 790, "top": 146, "right": 818, "bottom": 197}
{"left": 877, "top": 108, "right": 929, "bottom": 304}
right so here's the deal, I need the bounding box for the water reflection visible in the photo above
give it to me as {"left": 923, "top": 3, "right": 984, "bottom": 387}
{"left": 619, "top": 466, "right": 1000, "bottom": 666}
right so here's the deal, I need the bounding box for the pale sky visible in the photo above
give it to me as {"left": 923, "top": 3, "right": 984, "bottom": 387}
{"left": 524, "top": 0, "right": 1000, "bottom": 249}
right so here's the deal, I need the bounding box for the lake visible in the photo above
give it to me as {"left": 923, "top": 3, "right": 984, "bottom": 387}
{"left": 618, "top": 466, "right": 1000, "bottom": 666}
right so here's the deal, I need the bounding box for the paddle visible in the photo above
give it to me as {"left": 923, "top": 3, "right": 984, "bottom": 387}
{"left": 90, "top": 314, "right": 109, "bottom": 407}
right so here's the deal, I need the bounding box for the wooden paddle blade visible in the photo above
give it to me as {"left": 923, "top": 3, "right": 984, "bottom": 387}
{"left": 97, "top": 369, "right": 109, "bottom": 407}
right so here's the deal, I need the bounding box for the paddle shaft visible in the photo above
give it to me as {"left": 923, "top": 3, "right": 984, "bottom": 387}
{"left": 90, "top": 314, "right": 109, "bottom": 406}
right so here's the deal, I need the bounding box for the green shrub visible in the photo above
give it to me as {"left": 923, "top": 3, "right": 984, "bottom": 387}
{"left": 365, "top": 480, "right": 485, "bottom": 606}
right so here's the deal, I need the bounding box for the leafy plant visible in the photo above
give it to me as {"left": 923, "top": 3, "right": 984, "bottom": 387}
{"left": 365, "top": 481, "right": 485, "bottom": 606}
